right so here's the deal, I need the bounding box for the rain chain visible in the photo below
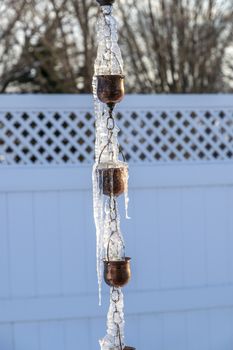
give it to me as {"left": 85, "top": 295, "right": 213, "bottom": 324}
{"left": 92, "top": 1, "right": 135, "bottom": 350}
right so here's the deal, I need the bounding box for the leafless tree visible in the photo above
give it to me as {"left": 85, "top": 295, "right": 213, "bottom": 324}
{"left": 0, "top": 0, "right": 98, "bottom": 93}
{"left": 70, "top": 0, "right": 97, "bottom": 92}
{"left": 117, "top": 0, "right": 233, "bottom": 93}
{"left": 224, "top": 50, "right": 233, "bottom": 91}
{"left": 0, "top": 0, "right": 30, "bottom": 91}
{"left": 0, "top": 0, "right": 233, "bottom": 93}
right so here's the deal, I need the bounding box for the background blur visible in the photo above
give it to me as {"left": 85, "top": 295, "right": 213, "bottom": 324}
{"left": 1, "top": 1, "right": 233, "bottom": 350}
{"left": 0, "top": 0, "right": 233, "bottom": 94}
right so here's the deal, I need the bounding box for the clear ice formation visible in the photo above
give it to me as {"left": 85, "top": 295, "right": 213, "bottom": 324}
{"left": 92, "top": 4, "right": 128, "bottom": 350}
{"left": 99, "top": 287, "right": 125, "bottom": 350}
{"left": 95, "top": 5, "right": 123, "bottom": 76}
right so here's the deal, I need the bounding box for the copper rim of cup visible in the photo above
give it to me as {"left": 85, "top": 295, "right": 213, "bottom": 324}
{"left": 103, "top": 257, "right": 131, "bottom": 288}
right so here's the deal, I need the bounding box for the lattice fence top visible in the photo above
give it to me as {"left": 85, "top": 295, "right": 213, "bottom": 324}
{"left": 0, "top": 94, "right": 233, "bottom": 166}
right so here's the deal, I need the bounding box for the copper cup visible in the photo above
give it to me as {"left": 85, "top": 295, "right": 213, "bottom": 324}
{"left": 104, "top": 258, "right": 131, "bottom": 288}
{"left": 96, "top": 0, "right": 115, "bottom": 4}
{"left": 97, "top": 75, "right": 125, "bottom": 106}
{"left": 98, "top": 165, "right": 128, "bottom": 197}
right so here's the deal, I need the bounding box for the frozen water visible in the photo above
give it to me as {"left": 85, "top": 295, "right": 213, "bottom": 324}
{"left": 93, "top": 4, "right": 128, "bottom": 349}
{"left": 92, "top": 164, "right": 104, "bottom": 305}
{"left": 103, "top": 197, "right": 125, "bottom": 261}
{"left": 100, "top": 287, "right": 125, "bottom": 350}
{"left": 95, "top": 5, "right": 123, "bottom": 75}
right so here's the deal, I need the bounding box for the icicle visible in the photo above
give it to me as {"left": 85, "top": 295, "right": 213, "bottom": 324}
{"left": 100, "top": 287, "right": 125, "bottom": 350}
{"left": 124, "top": 168, "right": 131, "bottom": 220}
{"left": 92, "top": 164, "right": 104, "bottom": 305}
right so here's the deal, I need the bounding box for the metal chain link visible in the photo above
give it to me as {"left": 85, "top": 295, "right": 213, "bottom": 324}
{"left": 98, "top": 107, "right": 115, "bottom": 164}
{"left": 107, "top": 195, "right": 125, "bottom": 261}
{"left": 107, "top": 196, "right": 118, "bottom": 261}
{"left": 97, "top": 101, "right": 126, "bottom": 350}
{"left": 111, "top": 287, "right": 123, "bottom": 350}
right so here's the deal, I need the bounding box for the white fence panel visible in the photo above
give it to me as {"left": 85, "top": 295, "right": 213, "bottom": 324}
{"left": 0, "top": 163, "right": 233, "bottom": 349}
{"left": 1, "top": 95, "right": 233, "bottom": 350}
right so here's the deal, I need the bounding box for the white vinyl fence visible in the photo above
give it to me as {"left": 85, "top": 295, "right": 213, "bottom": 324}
{"left": 0, "top": 94, "right": 233, "bottom": 350}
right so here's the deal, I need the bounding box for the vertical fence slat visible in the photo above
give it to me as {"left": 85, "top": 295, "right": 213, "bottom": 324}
{"left": 39, "top": 321, "right": 65, "bottom": 350}
{"left": 139, "top": 314, "right": 163, "bottom": 349}
{"left": 0, "top": 324, "right": 14, "bottom": 350}
{"left": 7, "top": 193, "right": 35, "bottom": 297}
{"left": 163, "top": 313, "right": 187, "bottom": 350}
{"left": 132, "top": 189, "right": 160, "bottom": 291}
{"left": 64, "top": 320, "right": 90, "bottom": 350}
{"left": 209, "top": 308, "right": 233, "bottom": 350}
{"left": 158, "top": 188, "right": 184, "bottom": 288}
{"left": 227, "top": 188, "right": 233, "bottom": 283}
{"left": 90, "top": 318, "right": 106, "bottom": 350}
{"left": 0, "top": 194, "right": 10, "bottom": 298}
{"left": 181, "top": 188, "right": 206, "bottom": 286}
{"left": 84, "top": 190, "right": 97, "bottom": 295}
{"left": 34, "top": 192, "right": 61, "bottom": 296}
{"left": 204, "top": 187, "right": 228, "bottom": 285}
{"left": 14, "top": 323, "right": 40, "bottom": 350}
{"left": 125, "top": 315, "right": 140, "bottom": 350}
{"left": 187, "top": 311, "right": 210, "bottom": 350}
{"left": 59, "top": 190, "right": 87, "bottom": 295}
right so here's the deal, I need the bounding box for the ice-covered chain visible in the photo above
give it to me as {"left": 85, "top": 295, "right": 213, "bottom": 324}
{"left": 93, "top": 1, "right": 134, "bottom": 350}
